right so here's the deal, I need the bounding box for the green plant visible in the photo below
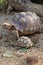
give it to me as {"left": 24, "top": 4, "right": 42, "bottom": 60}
{"left": 0, "top": 0, "right": 6, "bottom": 4}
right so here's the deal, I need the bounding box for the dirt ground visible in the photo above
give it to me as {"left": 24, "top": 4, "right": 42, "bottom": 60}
{"left": 0, "top": 13, "right": 43, "bottom": 65}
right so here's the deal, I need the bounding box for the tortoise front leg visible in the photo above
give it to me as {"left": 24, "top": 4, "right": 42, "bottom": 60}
{"left": 15, "top": 30, "right": 19, "bottom": 40}
{"left": 12, "top": 30, "right": 19, "bottom": 40}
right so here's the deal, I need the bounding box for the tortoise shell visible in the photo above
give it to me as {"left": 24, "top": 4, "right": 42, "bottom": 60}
{"left": 3, "top": 11, "right": 42, "bottom": 35}
{"left": 16, "top": 36, "right": 34, "bottom": 48}
{"left": 12, "top": 12, "right": 42, "bottom": 34}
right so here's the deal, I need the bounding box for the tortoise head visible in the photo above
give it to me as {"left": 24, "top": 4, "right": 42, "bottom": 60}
{"left": 2, "top": 19, "right": 15, "bottom": 30}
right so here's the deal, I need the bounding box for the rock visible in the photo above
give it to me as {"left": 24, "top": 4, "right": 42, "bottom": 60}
{"left": 3, "top": 50, "right": 13, "bottom": 57}
{"left": 7, "top": 0, "right": 28, "bottom": 13}
{"left": 26, "top": 56, "right": 38, "bottom": 64}
{"left": 6, "top": 0, "right": 43, "bottom": 17}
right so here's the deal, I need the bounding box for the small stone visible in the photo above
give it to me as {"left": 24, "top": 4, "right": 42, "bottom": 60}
{"left": 3, "top": 50, "right": 13, "bottom": 58}
{"left": 26, "top": 56, "right": 38, "bottom": 64}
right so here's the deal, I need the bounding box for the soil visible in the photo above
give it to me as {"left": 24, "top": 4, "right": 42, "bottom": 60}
{"left": 0, "top": 13, "right": 43, "bottom": 65}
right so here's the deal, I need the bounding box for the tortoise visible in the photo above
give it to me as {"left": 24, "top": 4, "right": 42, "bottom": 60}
{"left": 3, "top": 11, "right": 43, "bottom": 37}
{"left": 16, "top": 36, "right": 34, "bottom": 48}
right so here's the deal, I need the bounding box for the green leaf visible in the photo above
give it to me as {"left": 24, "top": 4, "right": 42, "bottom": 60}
{"left": 21, "top": 48, "right": 28, "bottom": 52}
{"left": 0, "top": 0, "right": 6, "bottom": 4}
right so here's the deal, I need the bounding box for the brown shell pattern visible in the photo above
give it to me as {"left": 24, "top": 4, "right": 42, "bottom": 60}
{"left": 12, "top": 11, "right": 42, "bottom": 34}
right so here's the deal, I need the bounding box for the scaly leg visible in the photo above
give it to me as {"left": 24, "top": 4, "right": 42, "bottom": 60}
{"left": 12, "top": 30, "right": 19, "bottom": 40}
